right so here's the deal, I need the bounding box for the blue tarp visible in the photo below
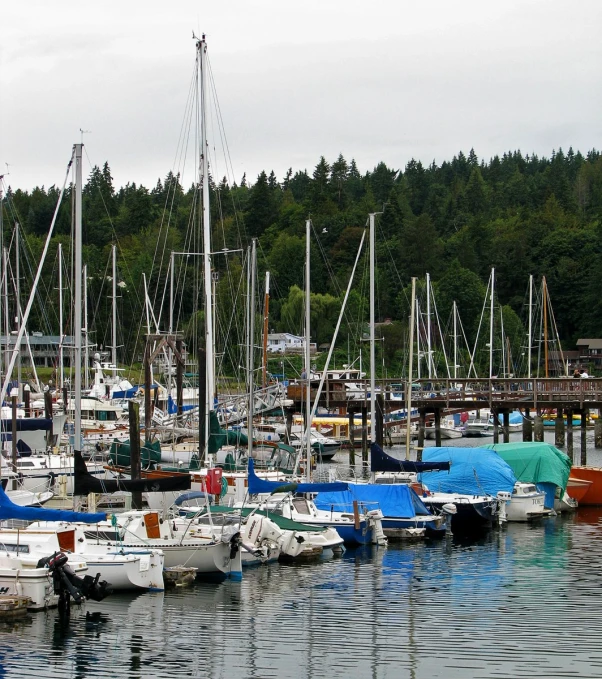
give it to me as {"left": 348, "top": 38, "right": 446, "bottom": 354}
{"left": 315, "top": 483, "right": 432, "bottom": 518}
{"left": 247, "top": 458, "right": 348, "bottom": 495}
{"left": 419, "top": 447, "right": 516, "bottom": 496}
{"left": 0, "top": 486, "right": 106, "bottom": 523}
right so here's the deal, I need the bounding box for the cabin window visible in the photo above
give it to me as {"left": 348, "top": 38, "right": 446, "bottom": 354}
{"left": 292, "top": 498, "right": 310, "bottom": 514}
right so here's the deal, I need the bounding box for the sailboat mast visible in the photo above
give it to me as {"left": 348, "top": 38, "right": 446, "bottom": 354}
{"left": 453, "top": 300, "right": 458, "bottom": 381}
{"left": 84, "top": 264, "right": 89, "bottom": 391}
{"left": 489, "top": 267, "right": 495, "bottom": 379}
{"left": 58, "top": 243, "right": 64, "bottom": 390}
{"left": 74, "top": 143, "right": 83, "bottom": 455}
{"left": 527, "top": 274, "right": 533, "bottom": 379}
{"left": 2, "top": 247, "right": 8, "bottom": 376}
{"left": 543, "top": 276, "right": 549, "bottom": 378}
{"left": 305, "top": 218, "right": 311, "bottom": 482}
{"left": 198, "top": 35, "right": 215, "bottom": 430}
{"left": 15, "top": 222, "right": 21, "bottom": 392}
{"left": 406, "top": 277, "right": 416, "bottom": 460}
{"left": 426, "top": 272, "right": 432, "bottom": 379}
{"left": 262, "top": 272, "right": 270, "bottom": 389}
{"left": 248, "top": 240, "right": 256, "bottom": 460}
{"left": 112, "top": 244, "right": 117, "bottom": 376}
{"left": 369, "top": 213, "right": 376, "bottom": 444}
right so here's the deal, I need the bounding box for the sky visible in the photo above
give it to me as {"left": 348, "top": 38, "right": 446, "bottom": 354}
{"left": 1, "top": 0, "right": 601, "bottom": 193}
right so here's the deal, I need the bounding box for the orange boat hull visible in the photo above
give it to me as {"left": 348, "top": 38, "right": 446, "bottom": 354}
{"left": 568, "top": 467, "right": 602, "bottom": 505}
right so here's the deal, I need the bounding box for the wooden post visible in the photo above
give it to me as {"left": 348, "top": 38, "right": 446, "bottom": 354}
{"left": 502, "top": 410, "right": 510, "bottom": 443}
{"left": 348, "top": 409, "right": 356, "bottom": 467}
{"left": 434, "top": 409, "right": 442, "bottom": 447}
{"left": 566, "top": 409, "right": 573, "bottom": 462}
{"left": 44, "top": 390, "right": 53, "bottom": 420}
{"left": 418, "top": 409, "right": 425, "bottom": 449}
{"left": 361, "top": 406, "right": 368, "bottom": 466}
{"left": 24, "top": 388, "right": 31, "bottom": 418}
{"left": 555, "top": 408, "right": 565, "bottom": 448}
{"left": 375, "top": 394, "right": 384, "bottom": 448}
{"left": 581, "top": 410, "right": 588, "bottom": 466}
{"left": 176, "top": 338, "right": 184, "bottom": 420}
{"left": 523, "top": 408, "right": 533, "bottom": 442}
{"left": 285, "top": 408, "right": 294, "bottom": 444}
{"left": 493, "top": 408, "right": 499, "bottom": 444}
{"left": 128, "top": 400, "right": 143, "bottom": 510}
{"left": 534, "top": 415, "right": 544, "bottom": 442}
{"left": 595, "top": 417, "right": 602, "bottom": 449}
{"left": 144, "top": 339, "right": 152, "bottom": 444}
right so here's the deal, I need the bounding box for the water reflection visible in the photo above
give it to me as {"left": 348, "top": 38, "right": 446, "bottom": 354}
{"left": 1, "top": 514, "right": 602, "bottom": 677}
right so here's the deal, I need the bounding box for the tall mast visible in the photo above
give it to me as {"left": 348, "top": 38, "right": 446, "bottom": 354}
{"left": 369, "top": 213, "right": 376, "bottom": 444}
{"left": 489, "top": 267, "right": 495, "bottom": 379}
{"left": 15, "top": 222, "right": 21, "bottom": 391}
{"left": 305, "top": 218, "right": 311, "bottom": 482}
{"left": 198, "top": 34, "right": 214, "bottom": 433}
{"left": 415, "top": 298, "right": 421, "bottom": 380}
{"left": 0, "top": 183, "right": 3, "bottom": 380}
{"left": 543, "top": 276, "right": 549, "bottom": 378}
{"left": 426, "top": 273, "right": 433, "bottom": 380}
{"left": 3, "top": 247, "right": 9, "bottom": 377}
{"left": 74, "top": 143, "right": 83, "bottom": 456}
{"left": 83, "top": 264, "right": 89, "bottom": 391}
{"left": 248, "top": 240, "right": 256, "bottom": 460}
{"left": 58, "top": 243, "right": 64, "bottom": 390}
{"left": 406, "top": 277, "right": 416, "bottom": 460}
{"left": 262, "top": 271, "right": 270, "bottom": 388}
{"left": 112, "top": 244, "right": 117, "bottom": 376}
{"left": 527, "top": 274, "right": 533, "bottom": 379}
{"left": 453, "top": 300, "right": 458, "bottom": 381}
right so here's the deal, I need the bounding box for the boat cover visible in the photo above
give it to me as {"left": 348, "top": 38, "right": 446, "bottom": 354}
{"left": 370, "top": 442, "right": 451, "bottom": 473}
{"left": 247, "top": 458, "right": 348, "bottom": 495}
{"left": 109, "top": 439, "right": 162, "bottom": 467}
{"left": 315, "top": 483, "right": 432, "bottom": 518}
{"left": 483, "top": 441, "right": 571, "bottom": 506}
{"left": 0, "top": 418, "right": 52, "bottom": 432}
{"left": 419, "top": 447, "right": 516, "bottom": 496}
{"left": 73, "top": 450, "right": 191, "bottom": 495}
{"left": 0, "top": 485, "right": 106, "bottom": 523}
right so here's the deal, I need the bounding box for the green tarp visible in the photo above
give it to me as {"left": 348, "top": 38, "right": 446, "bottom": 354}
{"left": 195, "top": 505, "right": 326, "bottom": 533}
{"left": 109, "top": 439, "right": 162, "bottom": 467}
{"left": 483, "top": 441, "right": 571, "bottom": 494}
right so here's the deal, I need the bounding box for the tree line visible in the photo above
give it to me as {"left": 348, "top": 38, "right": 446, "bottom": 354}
{"left": 2, "top": 146, "right": 601, "bottom": 378}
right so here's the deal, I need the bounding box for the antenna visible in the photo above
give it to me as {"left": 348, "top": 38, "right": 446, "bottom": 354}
{"left": 79, "top": 128, "right": 92, "bottom": 145}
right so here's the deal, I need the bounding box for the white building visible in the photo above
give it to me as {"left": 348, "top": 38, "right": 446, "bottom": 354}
{"left": 267, "top": 333, "right": 312, "bottom": 354}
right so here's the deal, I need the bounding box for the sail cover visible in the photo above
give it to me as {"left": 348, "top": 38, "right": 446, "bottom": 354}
{"left": 0, "top": 485, "right": 106, "bottom": 523}
{"left": 73, "top": 450, "right": 191, "bottom": 496}
{"left": 370, "top": 442, "right": 451, "bottom": 473}
{"left": 247, "top": 458, "right": 348, "bottom": 495}
{"left": 315, "top": 483, "right": 432, "bottom": 518}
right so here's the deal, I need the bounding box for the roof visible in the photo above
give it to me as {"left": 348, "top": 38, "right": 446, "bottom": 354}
{"left": 267, "top": 333, "right": 303, "bottom": 341}
{"left": 0, "top": 335, "right": 75, "bottom": 346}
{"left": 577, "top": 339, "right": 602, "bottom": 349}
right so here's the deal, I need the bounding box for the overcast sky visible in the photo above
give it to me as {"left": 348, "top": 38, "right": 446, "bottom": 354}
{"left": 1, "top": 0, "right": 601, "bottom": 193}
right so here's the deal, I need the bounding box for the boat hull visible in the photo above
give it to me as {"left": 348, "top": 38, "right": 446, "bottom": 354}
{"left": 568, "top": 467, "right": 602, "bottom": 505}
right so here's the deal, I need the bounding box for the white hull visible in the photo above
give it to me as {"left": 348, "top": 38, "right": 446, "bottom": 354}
{"left": 76, "top": 550, "right": 164, "bottom": 590}
{"left": 425, "top": 427, "right": 464, "bottom": 440}
{"left": 505, "top": 484, "right": 547, "bottom": 522}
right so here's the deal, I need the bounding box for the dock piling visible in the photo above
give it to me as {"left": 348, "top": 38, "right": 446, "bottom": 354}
{"left": 534, "top": 415, "right": 544, "bottom": 442}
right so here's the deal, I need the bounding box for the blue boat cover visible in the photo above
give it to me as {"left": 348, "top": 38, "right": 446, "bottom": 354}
{"left": 315, "top": 483, "right": 432, "bottom": 518}
{"left": 0, "top": 418, "right": 52, "bottom": 432}
{"left": 0, "top": 486, "right": 106, "bottom": 523}
{"left": 247, "top": 459, "right": 348, "bottom": 495}
{"left": 419, "top": 447, "right": 516, "bottom": 496}
{"left": 370, "top": 442, "right": 451, "bottom": 473}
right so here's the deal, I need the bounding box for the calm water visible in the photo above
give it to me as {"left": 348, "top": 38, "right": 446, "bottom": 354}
{"left": 2, "top": 431, "right": 602, "bottom": 679}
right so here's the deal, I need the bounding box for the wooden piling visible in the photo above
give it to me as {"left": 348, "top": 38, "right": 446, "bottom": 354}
{"left": 418, "top": 409, "right": 425, "bottom": 449}
{"left": 566, "top": 410, "right": 573, "bottom": 461}
{"left": 434, "top": 409, "right": 442, "bottom": 447}
{"left": 595, "top": 417, "right": 602, "bottom": 449}
{"left": 128, "top": 400, "right": 143, "bottom": 510}
{"left": 523, "top": 408, "right": 533, "bottom": 441}
{"left": 534, "top": 415, "right": 544, "bottom": 442}
{"left": 555, "top": 408, "right": 565, "bottom": 448}
{"left": 493, "top": 408, "right": 499, "bottom": 444}
{"left": 348, "top": 409, "right": 356, "bottom": 466}
{"left": 361, "top": 406, "right": 368, "bottom": 466}
{"left": 581, "top": 410, "right": 588, "bottom": 466}
{"left": 376, "top": 394, "right": 384, "bottom": 448}
{"left": 24, "top": 388, "right": 31, "bottom": 417}
{"left": 502, "top": 410, "right": 510, "bottom": 443}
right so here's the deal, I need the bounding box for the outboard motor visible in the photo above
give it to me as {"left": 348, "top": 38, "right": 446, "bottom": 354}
{"left": 496, "top": 491, "right": 512, "bottom": 526}
{"left": 38, "top": 552, "right": 113, "bottom": 617}
{"left": 441, "top": 503, "right": 457, "bottom": 536}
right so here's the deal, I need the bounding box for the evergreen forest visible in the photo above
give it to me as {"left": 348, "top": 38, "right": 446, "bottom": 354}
{"left": 2, "top": 146, "right": 602, "bottom": 380}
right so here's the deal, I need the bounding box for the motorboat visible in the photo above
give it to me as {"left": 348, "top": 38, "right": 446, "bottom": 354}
{"left": 425, "top": 416, "right": 465, "bottom": 440}
{"left": 502, "top": 482, "right": 548, "bottom": 522}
